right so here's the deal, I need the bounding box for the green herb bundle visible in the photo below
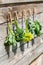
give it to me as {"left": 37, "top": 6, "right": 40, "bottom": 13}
{"left": 27, "top": 18, "right": 42, "bottom": 36}
{"left": 23, "top": 18, "right": 34, "bottom": 42}
{"left": 13, "top": 20, "right": 24, "bottom": 42}
{"left": 4, "top": 23, "right": 16, "bottom": 46}
{"left": 34, "top": 20, "right": 42, "bottom": 36}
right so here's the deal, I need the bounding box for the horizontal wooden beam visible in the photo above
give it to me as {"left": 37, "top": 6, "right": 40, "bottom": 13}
{"left": 0, "top": 1, "right": 43, "bottom": 8}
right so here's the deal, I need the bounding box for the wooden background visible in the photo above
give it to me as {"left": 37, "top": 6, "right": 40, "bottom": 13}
{"left": 0, "top": 2, "right": 43, "bottom": 65}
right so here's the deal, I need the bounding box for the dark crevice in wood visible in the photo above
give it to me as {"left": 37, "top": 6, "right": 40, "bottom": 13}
{"left": 29, "top": 53, "right": 43, "bottom": 65}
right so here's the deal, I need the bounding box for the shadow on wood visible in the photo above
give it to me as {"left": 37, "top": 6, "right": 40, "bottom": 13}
{"left": 27, "top": 42, "right": 29, "bottom": 48}
{"left": 32, "top": 39, "right": 34, "bottom": 46}
{"left": 4, "top": 45, "right": 10, "bottom": 58}
{"left": 12, "top": 44, "right": 17, "bottom": 55}
{"left": 20, "top": 42, "right": 25, "bottom": 53}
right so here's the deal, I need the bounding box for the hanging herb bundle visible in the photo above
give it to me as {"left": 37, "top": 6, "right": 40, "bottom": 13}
{"left": 4, "top": 23, "right": 16, "bottom": 46}
{"left": 27, "top": 18, "right": 42, "bottom": 36}
{"left": 33, "top": 20, "right": 42, "bottom": 36}
{"left": 24, "top": 32, "right": 34, "bottom": 42}
{"left": 24, "top": 18, "right": 34, "bottom": 42}
{"left": 25, "top": 18, "right": 35, "bottom": 35}
{"left": 13, "top": 20, "right": 24, "bottom": 42}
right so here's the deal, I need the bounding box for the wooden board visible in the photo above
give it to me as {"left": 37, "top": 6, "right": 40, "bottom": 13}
{"left": 0, "top": 0, "right": 43, "bottom": 4}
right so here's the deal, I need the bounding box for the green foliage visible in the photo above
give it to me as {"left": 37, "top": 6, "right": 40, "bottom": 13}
{"left": 14, "top": 20, "right": 24, "bottom": 42}
{"left": 34, "top": 20, "right": 42, "bottom": 36}
{"left": 23, "top": 18, "right": 34, "bottom": 42}
{"left": 27, "top": 18, "right": 42, "bottom": 36}
{"left": 4, "top": 23, "right": 16, "bottom": 46}
{"left": 4, "top": 18, "right": 42, "bottom": 46}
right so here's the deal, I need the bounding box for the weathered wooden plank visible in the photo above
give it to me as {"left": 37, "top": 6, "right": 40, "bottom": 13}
{"left": 0, "top": 0, "right": 43, "bottom": 4}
